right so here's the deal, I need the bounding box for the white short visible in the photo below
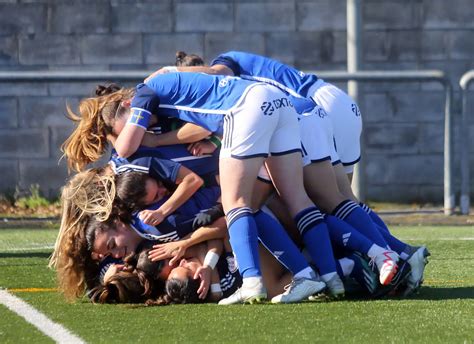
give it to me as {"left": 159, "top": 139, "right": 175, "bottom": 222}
{"left": 299, "top": 106, "right": 340, "bottom": 167}
{"left": 220, "top": 83, "right": 301, "bottom": 159}
{"left": 256, "top": 105, "right": 340, "bottom": 184}
{"left": 309, "top": 80, "right": 363, "bottom": 174}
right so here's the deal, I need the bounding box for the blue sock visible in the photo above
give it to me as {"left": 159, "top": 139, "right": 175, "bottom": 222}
{"left": 359, "top": 203, "right": 390, "bottom": 233}
{"left": 360, "top": 203, "right": 413, "bottom": 256}
{"left": 325, "top": 215, "right": 373, "bottom": 254}
{"left": 294, "top": 207, "right": 337, "bottom": 276}
{"left": 254, "top": 210, "right": 309, "bottom": 274}
{"left": 227, "top": 207, "right": 261, "bottom": 278}
{"left": 333, "top": 200, "right": 388, "bottom": 248}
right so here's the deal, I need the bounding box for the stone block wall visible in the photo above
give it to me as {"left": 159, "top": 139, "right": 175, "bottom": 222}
{"left": 0, "top": 0, "right": 473, "bottom": 203}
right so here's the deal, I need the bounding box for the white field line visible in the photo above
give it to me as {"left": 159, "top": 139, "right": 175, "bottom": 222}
{"left": 402, "top": 237, "right": 474, "bottom": 241}
{"left": 0, "top": 289, "right": 86, "bottom": 344}
{"left": 1, "top": 245, "right": 54, "bottom": 252}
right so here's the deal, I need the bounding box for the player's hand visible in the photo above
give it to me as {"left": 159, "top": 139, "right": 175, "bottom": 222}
{"left": 103, "top": 263, "right": 125, "bottom": 283}
{"left": 187, "top": 140, "right": 217, "bottom": 156}
{"left": 192, "top": 203, "right": 225, "bottom": 230}
{"left": 139, "top": 209, "right": 165, "bottom": 226}
{"left": 194, "top": 266, "right": 212, "bottom": 299}
{"left": 148, "top": 241, "right": 186, "bottom": 264}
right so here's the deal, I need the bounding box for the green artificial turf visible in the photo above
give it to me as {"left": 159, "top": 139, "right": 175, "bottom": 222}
{"left": 0, "top": 226, "right": 473, "bottom": 343}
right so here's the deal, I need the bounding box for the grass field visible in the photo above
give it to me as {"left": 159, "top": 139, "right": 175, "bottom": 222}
{"left": 0, "top": 226, "right": 473, "bottom": 343}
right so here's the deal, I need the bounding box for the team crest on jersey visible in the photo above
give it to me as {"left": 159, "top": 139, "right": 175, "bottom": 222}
{"left": 218, "top": 76, "right": 234, "bottom": 87}
{"left": 298, "top": 71, "right": 306, "bottom": 77}
{"left": 227, "top": 256, "right": 238, "bottom": 273}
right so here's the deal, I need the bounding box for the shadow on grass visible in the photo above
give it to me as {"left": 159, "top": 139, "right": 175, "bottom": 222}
{"left": 341, "top": 286, "right": 474, "bottom": 302}
{"left": 0, "top": 252, "right": 51, "bottom": 259}
{"left": 408, "top": 286, "right": 474, "bottom": 300}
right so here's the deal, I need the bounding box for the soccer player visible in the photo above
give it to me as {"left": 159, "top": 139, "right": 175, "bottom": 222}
{"left": 63, "top": 74, "right": 343, "bottom": 303}
{"left": 152, "top": 51, "right": 428, "bottom": 293}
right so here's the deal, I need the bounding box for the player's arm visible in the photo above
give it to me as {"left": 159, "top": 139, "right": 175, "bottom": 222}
{"left": 145, "top": 64, "right": 234, "bottom": 83}
{"left": 139, "top": 165, "right": 203, "bottom": 225}
{"left": 141, "top": 123, "right": 212, "bottom": 147}
{"left": 114, "top": 86, "right": 159, "bottom": 158}
{"left": 195, "top": 238, "right": 224, "bottom": 299}
{"left": 148, "top": 216, "right": 227, "bottom": 263}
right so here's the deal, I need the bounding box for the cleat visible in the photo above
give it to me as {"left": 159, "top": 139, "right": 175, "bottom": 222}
{"left": 271, "top": 278, "right": 326, "bottom": 304}
{"left": 218, "top": 282, "right": 267, "bottom": 305}
{"left": 349, "top": 253, "right": 378, "bottom": 295}
{"left": 404, "top": 246, "right": 429, "bottom": 295}
{"left": 321, "top": 273, "right": 345, "bottom": 298}
{"left": 373, "top": 260, "right": 412, "bottom": 298}
{"left": 372, "top": 250, "right": 399, "bottom": 285}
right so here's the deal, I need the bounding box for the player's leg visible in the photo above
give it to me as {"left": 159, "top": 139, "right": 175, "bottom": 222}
{"left": 265, "top": 152, "right": 344, "bottom": 297}
{"left": 301, "top": 113, "right": 392, "bottom": 250}
{"left": 217, "top": 85, "right": 283, "bottom": 305}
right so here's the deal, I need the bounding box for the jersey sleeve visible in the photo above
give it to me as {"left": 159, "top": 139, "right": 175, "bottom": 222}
{"left": 148, "top": 157, "right": 182, "bottom": 185}
{"left": 131, "top": 83, "right": 161, "bottom": 113}
{"left": 162, "top": 214, "right": 196, "bottom": 239}
{"left": 210, "top": 55, "right": 241, "bottom": 76}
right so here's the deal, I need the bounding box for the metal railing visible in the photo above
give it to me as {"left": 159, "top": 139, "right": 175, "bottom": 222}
{"left": 309, "top": 70, "right": 454, "bottom": 215}
{"left": 459, "top": 70, "right": 474, "bottom": 214}
{"left": 0, "top": 69, "right": 455, "bottom": 215}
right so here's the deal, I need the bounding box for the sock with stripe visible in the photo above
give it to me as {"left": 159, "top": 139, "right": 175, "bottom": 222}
{"left": 254, "top": 210, "right": 309, "bottom": 275}
{"left": 360, "top": 203, "right": 413, "bottom": 259}
{"left": 227, "top": 207, "right": 261, "bottom": 278}
{"left": 332, "top": 200, "right": 388, "bottom": 248}
{"left": 294, "top": 206, "right": 338, "bottom": 276}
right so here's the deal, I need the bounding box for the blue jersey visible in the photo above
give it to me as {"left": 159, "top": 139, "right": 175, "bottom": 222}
{"left": 129, "top": 186, "right": 221, "bottom": 243}
{"left": 210, "top": 51, "right": 318, "bottom": 114}
{"left": 132, "top": 73, "right": 259, "bottom": 135}
{"left": 110, "top": 145, "right": 219, "bottom": 187}
{"left": 216, "top": 252, "right": 242, "bottom": 298}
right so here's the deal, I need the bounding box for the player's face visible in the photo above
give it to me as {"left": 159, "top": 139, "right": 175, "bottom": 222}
{"left": 167, "top": 258, "right": 201, "bottom": 281}
{"left": 93, "top": 221, "right": 142, "bottom": 260}
{"left": 142, "top": 178, "right": 169, "bottom": 205}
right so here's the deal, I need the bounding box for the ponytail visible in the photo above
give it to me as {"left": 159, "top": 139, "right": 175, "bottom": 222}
{"left": 62, "top": 85, "right": 134, "bottom": 172}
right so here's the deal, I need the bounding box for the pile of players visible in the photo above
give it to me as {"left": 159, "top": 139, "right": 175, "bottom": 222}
{"left": 49, "top": 51, "right": 430, "bottom": 305}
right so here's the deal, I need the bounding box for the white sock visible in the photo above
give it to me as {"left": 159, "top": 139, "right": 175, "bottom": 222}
{"left": 242, "top": 276, "right": 263, "bottom": 288}
{"left": 338, "top": 258, "right": 355, "bottom": 277}
{"left": 400, "top": 252, "right": 410, "bottom": 260}
{"left": 321, "top": 272, "right": 337, "bottom": 282}
{"left": 294, "top": 266, "right": 314, "bottom": 280}
{"left": 367, "top": 244, "right": 386, "bottom": 259}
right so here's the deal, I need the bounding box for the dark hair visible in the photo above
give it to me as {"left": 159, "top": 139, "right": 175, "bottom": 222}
{"left": 175, "top": 51, "right": 204, "bottom": 67}
{"left": 160, "top": 277, "right": 202, "bottom": 305}
{"left": 89, "top": 239, "right": 167, "bottom": 304}
{"left": 95, "top": 83, "right": 122, "bottom": 97}
{"left": 85, "top": 217, "right": 114, "bottom": 251}
{"left": 114, "top": 172, "right": 150, "bottom": 214}
{"left": 89, "top": 270, "right": 151, "bottom": 304}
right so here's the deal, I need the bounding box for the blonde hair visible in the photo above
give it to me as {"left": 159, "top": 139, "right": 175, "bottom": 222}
{"left": 49, "top": 167, "right": 116, "bottom": 300}
{"left": 62, "top": 85, "right": 134, "bottom": 172}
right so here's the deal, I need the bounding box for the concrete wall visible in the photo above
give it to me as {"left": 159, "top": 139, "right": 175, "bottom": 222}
{"left": 0, "top": 0, "right": 473, "bottom": 203}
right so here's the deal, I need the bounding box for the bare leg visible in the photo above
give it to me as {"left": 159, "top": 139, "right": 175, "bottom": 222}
{"left": 303, "top": 160, "right": 347, "bottom": 213}
{"left": 259, "top": 244, "right": 291, "bottom": 299}
{"left": 334, "top": 163, "right": 358, "bottom": 202}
